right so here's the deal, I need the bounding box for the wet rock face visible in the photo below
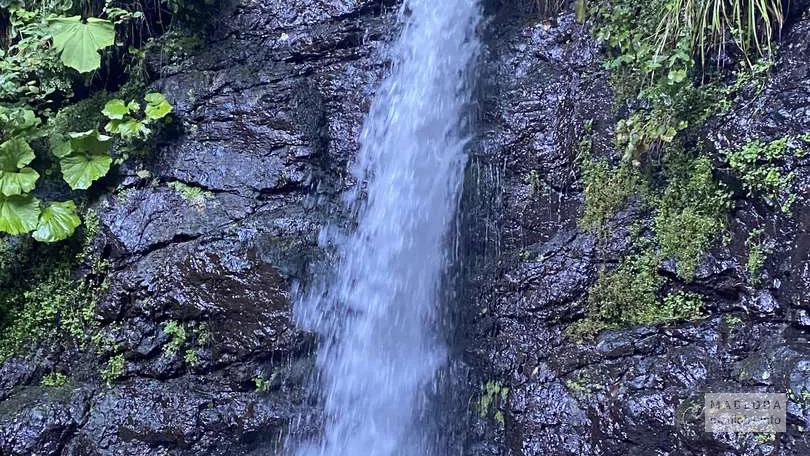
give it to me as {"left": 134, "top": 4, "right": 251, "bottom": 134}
{"left": 463, "top": 3, "right": 810, "bottom": 456}
{"left": 0, "top": 0, "right": 397, "bottom": 454}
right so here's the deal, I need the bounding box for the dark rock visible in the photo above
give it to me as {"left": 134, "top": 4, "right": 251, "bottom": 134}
{"left": 1, "top": 0, "right": 397, "bottom": 453}
{"left": 460, "top": 2, "right": 810, "bottom": 456}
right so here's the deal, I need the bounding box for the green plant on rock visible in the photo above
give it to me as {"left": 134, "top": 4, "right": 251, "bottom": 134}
{"left": 654, "top": 154, "right": 731, "bottom": 280}
{"left": 0, "top": 0, "right": 173, "bottom": 245}
{"left": 100, "top": 92, "right": 173, "bottom": 160}
{"left": 0, "top": 257, "right": 105, "bottom": 361}
{"left": 477, "top": 380, "right": 510, "bottom": 424}
{"left": 0, "top": 91, "right": 172, "bottom": 242}
{"left": 102, "top": 92, "right": 172, "bottom": 141}
{"left": 658, "top": 291, "right": 704, "bottom": 323}
{"left": 593, "top": 0, "right": 694, "bottom": 95}
{"left": 569, "top": 248, "right": 706, "bottom": 340}
{"left": 723, "top": 135, "right": 805, "bottom": 212}
{"left": 41, "top": 372, "right": 68, "bottom": 387}
{"left": 168, "top": 181, "right": 211, "bottom": 209}
{"left": 101, "top": 353, "right": 125, "bottom": 386}
{"left": 746, "top": 228, "right": 770, "bottom": 285}
{"left": 564, "top": 371, "right": 603, "bottom": 397}
{"left": 162, "top": 320, "right": 187, "bottom": 356}
{"left": 616, "top": 111, "right": 688, "bottom": 163}
{"left": 717, "top": 59, "right": 773, "bottom": 114}
{"left": 184, "top": 349, "right": 199, "bottom": 367}
{"left": 573, "top": 0, "right": 779, "bottom": 341}
{"left": 254, "top": 373, "right": 273, "bottom": 393}
{"left": 573, "top": 250, "right": 663, "bottom": 336}
{"left": 578, "top": 154, "right": 641, "bottom": 234}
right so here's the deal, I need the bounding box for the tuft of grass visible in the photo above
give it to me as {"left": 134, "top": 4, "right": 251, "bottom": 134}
{"left": 653, "top": 0, "right": 784, "bottom": 67}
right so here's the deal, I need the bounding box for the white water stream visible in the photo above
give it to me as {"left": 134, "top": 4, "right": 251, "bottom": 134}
{"left": 294, "top": 1, "right": 482, "bottom": 454}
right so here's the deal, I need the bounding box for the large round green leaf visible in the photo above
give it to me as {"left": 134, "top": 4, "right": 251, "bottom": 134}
{"left": 144, "top": 93, "right": 172, "bottom": 120}
{"left": 101, "top": 99, "right": 130, "bottom": 120}
{"left": 0, "top": 138, "right": 39, "bottom": 196}
{"left": 0, "top": 108, "right": 40, "bottom": 137}
{"left": 49, "top": 16, "right": 115, "bottom": 73}
{"left": 52, "top": 139, "right": 73, "bottom": 159}
{"left": 105, "top": 119, "right": 150, "bottom": 140}
{"left": 60, "top": 152, "right": 112, "bottom": 190}
{"left": 33, "top": 200, "right": 81, "bottom": 243}
{"left": 0, "top": 137, "right": 35, "bottom": 170}
{"left": 0, "top": 168, "right": 40, "bottom": 196}
{"left": 0, "top": 194, "right": 40, "bottom": 235}
{"left": 68, "top": 129, "right": 113, "bottom": 155}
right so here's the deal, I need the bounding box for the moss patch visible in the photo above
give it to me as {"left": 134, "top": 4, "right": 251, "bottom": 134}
{"left": 653, "top": 153, "right": 731, "bottom": 280}
{"left": 569, "top": 246, "right": 705, "bottom": 340}
{"left": 723, "top": 135, "right": 807, "bottom": 213}
{"left": 0, "top": 213, "right": 109, "bottom": 362}
{"left": 578, "top": 155, "right": 641, "bottom": 235}
{"left": 568, "top": 0, "right": 779, "bottom": 340}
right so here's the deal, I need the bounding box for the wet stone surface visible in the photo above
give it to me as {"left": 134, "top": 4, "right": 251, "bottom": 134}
{"left": 461, "top": 2, "right": 810, "bottom": 456}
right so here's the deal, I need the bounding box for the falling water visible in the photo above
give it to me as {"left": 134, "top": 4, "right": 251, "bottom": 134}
{"left": 293, "top": 0, "right": 481, "bottom": 455}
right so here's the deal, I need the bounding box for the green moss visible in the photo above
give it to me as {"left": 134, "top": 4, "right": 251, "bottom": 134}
{"left": 0, "top": 211, "right": 108, "bottom": 362}
{"left": 0, "top": 260, "right": 103, "bottom": 361}
{"left": 168, "top": 181, "right": 212, "bottom": 209}
{"left": 564, "top": 379, "right": 591, "bottom": 395}
{"left": 41, "top": 372, "right": 69, "bottom": 387}
{"left": 149, "top": 29, "right": 203, "bottom": 57}
{"left": 101, "top": 353, "right": 125, "bottom": 386}
{"left": 654, "top": 154, "right": 731, "bottom": 280}
{"left": 0, "top": 237, "right": 29, "bottom": 288}
{"left": 48, "top": 92, "right": 109, "bottom": 146}
{"left": 746, "top": 229, "right": 770, "bottom": 285}
{"left": 569, "top": 249, "right": 704, "bottom": 340}
{"left": 724, "top": 136, "right": 805, "bottom": 213}
{"left": 657, "top": 291, "right": 705, "bottom": 322}
{"left": 578, "top": 156, "right": 640, "bottom": 234}
{"left": 477, "top": 380, "right": 510, "bottom": 424}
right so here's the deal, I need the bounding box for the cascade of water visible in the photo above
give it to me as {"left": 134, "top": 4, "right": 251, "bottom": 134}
{"left": 293, "top": 0, "right": 481, "bottom": 454}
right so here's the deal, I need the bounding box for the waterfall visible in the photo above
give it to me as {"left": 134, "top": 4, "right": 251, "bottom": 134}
{"left": 292, "top": 0, "right": 481, "bottom": 455}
